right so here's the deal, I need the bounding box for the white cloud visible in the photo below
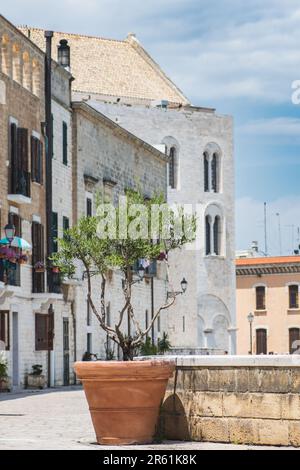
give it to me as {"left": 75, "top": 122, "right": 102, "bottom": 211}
{"left": 239, "top": 117, "right": 300, "bottom": 137}
{"left": 236, "top": 196, "right": 300, "bottom": 255}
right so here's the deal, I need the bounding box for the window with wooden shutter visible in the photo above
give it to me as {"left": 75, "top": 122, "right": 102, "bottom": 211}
{"left": 289, "top": 285, "right": 299, "bottom": 309}
{"left": 32, "top": 222, "right": 45, "bottom": 293}
{"left": 10, "top": 122, "right": 18, "bottom": 194}
{"left": 31, "top": 137, "right": 43, "bottom": 184}
{"left": 0, "top": 311, "right": 9, "bottom": 350}
{"left": 256, "top": 286, "right": 266, "bottom": 310}
{"left": 62, "top": 121, "right": 68, "bottom": 165}
{"left": 256, "top": 329, "right": 267, "bottom": 355}
{"left": 86, "top": 198, "right": 92, "bottom": 217}
{"left": 35, "top": 312, "right": 54, "bottom": 351}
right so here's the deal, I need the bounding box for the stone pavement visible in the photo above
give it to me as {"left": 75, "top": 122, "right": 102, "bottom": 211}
{"left": 0, "top": 387, "right": 298, "bottom": 450}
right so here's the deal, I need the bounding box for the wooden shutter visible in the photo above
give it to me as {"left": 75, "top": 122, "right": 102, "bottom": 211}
{"left": 35, "top": 314, "right": 48, "bottom": 350}
{"left": 256, "top": 286, "right": 266, "bottom": 310}
{"left": 17, "top": 128, "right": 28, "bottom": 172}
{"left": 63, "top": 121, "right": 68, "bottom": 165}
{"left": 38, "top": 141, "right": 43, "bottom": 184}
{"left": 256, "top": 329, "right": 267, "bottom": 355}
{"left": 86, "top": 198, "right": 92, "bottom": 217}
{"left": 289, "top": 328, "right": 300, "bottom": 354}
{"left": 32, "top": 222, "right": 45, "bottom": 293}
{"left": 31, "top": 136, "right": 37, "bottom": 182}
{"left": 10, "top": 123, "right": 18, "bottom": 193}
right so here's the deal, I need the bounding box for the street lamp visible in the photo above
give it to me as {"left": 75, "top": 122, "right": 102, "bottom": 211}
{"left": 4, "top": 223, "right": 15, "bottom": 244}
{"left": 167, "top": 277, "right": 188, "bottom": 299}
{"left": 247, "top": 312, "right": 254, "bottom": 355}
{"left": 137, "top": 264, "right": 145, "bottom": 280}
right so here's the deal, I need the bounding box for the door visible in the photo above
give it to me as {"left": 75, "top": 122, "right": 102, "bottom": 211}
{"left": 63, "top": 318, "right": 69, "bottom": 386}
{"left": 256, "top": 329, "right": 267, "bottom": 355}
{"left": 289, "top": 328, "right": 300, "bottom": 354}
{"left": 12, "top": 312, "right": 19, "bottom": 387}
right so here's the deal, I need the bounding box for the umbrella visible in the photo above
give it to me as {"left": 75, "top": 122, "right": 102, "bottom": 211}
{"left": 0, "top": 237, "right": 32, "bottom": 250}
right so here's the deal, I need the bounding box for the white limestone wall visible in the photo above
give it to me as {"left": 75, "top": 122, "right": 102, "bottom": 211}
{"left": 89, "top": 102, "right": 236, "bottom": 353}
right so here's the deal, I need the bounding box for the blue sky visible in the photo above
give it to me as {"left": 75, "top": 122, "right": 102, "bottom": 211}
{"left": 2, "top": 0, "right": 300, "bottom": 254}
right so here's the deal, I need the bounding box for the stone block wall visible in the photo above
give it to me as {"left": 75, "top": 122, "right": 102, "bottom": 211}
{"left": 160, "top": 356, "right": 300, "bottom": 447}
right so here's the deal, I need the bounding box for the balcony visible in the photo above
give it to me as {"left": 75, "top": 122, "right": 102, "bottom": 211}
{"left": 8, "top": 170, "right": 31, "bottom": 205}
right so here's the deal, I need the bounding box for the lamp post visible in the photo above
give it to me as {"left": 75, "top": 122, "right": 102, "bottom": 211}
{"left": 247, "top": 312, "right": 254, "bottom": 355}
{"left": 167, "top": 277, "right": 188, "bottom": 299}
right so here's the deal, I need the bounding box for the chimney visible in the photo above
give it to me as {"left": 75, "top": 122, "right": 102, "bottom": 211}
{"left": 57, "top": 39, "right": 70, "bottom": 70}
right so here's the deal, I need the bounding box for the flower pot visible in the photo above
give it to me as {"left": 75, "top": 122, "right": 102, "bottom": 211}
{"left": 0, "top": 377, "right": 9, "bottom": 392}
{"left": 26, "top": 374, "right": 46, "bottom": 390}
{"left": 35, "top": 268, "right": 45, "bottom": 273}
{"left": 74, "top": 360, "right": 175, "bottom": 445}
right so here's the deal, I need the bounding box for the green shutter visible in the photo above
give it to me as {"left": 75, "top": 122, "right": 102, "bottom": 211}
{"left": 62, "top": 122, "right": 68, "bottom": 165}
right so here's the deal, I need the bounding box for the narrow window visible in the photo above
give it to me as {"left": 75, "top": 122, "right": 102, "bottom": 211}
{"left": 32, "top": 222, "right": 45, "bottom": 293}
{"left": 204, "top": 152, "right": 209, "bottom": 192}
{"left": 157, "top": 314, "right": 161, "bottom": 333}
{"left": 51, "top": 212, "right": 58, "bottom": 253}
{"left": 63, "top": 216, "right": 69, "bottom": 239}
{"left": 182, "top": 316, "right": 185, "bottom": 333}
{"left": 289, "top": 328, "right": 300, "bottom": 354}
{"left": 289, "top": 285, "right": 299, "bottom": 309}
{"left": 31, "top": 136, "right": 43, "bottom": 184}
{"left": 0, "top": 311, "right": 9, "bottom": 350}
{"left": 256, "top": 329, "right": 267, "bottom": 355}
{"left": 145, "top": 309, "right": 149, "bottom": 332}
{"left": 256, "top": 286, "right": 266, "bottom": 310}
{"left": 168, "top": 147, "right": 176, "bottom": 189}
{"left": 213, "top": 216, "right": 221, "bottom": 255}
{"left": 62, "top": 121, "right": 68, "bottom": 165}
{"left": 86, "top": 197, "right": 92, "bottom": 217}
{"left": 211, "top": 153, "right": 218, "bottom": 192}
{"left": 205, "top": 215, "right": 211, "bottom": 255}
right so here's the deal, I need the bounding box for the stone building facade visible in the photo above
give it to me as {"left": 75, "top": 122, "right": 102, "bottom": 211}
{"left": 0, "top": 16, "right": 75, "bottom": 388}
{"left": 70, "top": 102, "right": 169, "bottom": 360}
{"left": 20, "top": 26, "right": 236, "bottom": 354}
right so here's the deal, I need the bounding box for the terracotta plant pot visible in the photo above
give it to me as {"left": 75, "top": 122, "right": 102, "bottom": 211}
{"left": 74, "top": 360, "right": 175, "bottom": 445}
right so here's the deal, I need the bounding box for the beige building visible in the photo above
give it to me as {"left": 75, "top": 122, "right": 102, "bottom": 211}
{"left": 236, "top": 256, "right": 300, "bottom": 355}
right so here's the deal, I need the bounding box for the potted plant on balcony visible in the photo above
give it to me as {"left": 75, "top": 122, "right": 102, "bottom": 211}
{"left": 34, "top": 261, "right": 45, "bottom": 273}
{"left": 26, "top": 364, "right": 46, "bottom": 389}
{"left": 18, "top": 253, "right": 28, "bottom": 265}
{"left": 52, "top": 189, "right": 196, "bottom": 445}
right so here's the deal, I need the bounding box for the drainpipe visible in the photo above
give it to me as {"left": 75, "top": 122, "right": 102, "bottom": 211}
{"left": 151, "top": 276, "right": 155, "bottom": 345}
{"left": 45, "top": 31, "right": 53, "bottom": 388}
{"left": 44, "top": 31, "right": 54, "bottom": 294}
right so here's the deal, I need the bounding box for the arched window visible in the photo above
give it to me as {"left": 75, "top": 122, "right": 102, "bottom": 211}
{"left": 205, "top": 215, "right": 211, "bottom": 255}
{"left": 1, "top": 34, "right": 10, "bottom": 76}
{"left": 204, "top": 152, "right": 209, "bottom": 192}
{"left": 169, "top": 146, "right": 176, "bottom": 188}
{"left": 213, "top": 215, "right": 221, "bottom": 255}
{"left": 211, "top": 153, "right": 218, "bottom": 192}
{"left": 12, "top": 43, "right": 21, "bottom": 84}
{"left": 32, "top": 60, "right": 40, "bottom": 96}
{"left": 22, "top": 51, "right": 31, "bottom": 91}
{"left": 203, "top": 144, "right": 221, "bottom": 193}
{"left": 205, "top": 204, "right": 224, "bottom": 256}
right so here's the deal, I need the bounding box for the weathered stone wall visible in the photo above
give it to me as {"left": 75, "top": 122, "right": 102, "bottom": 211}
{"left": 160, "top": 356, "right": 300, "bottom": 447}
